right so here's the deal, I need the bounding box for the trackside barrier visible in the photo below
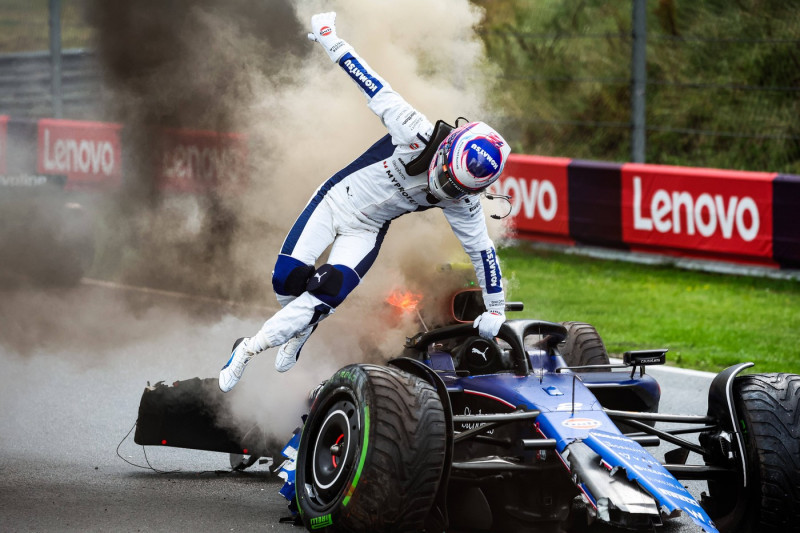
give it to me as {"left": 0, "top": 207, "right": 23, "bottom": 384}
{"left": 2, "top": 117, "right": 796, "bottom": 269}
{"left": 490, "top": 155, "right": 800, "bottom": 270}
{"left": 0, "top": 117, "right": 248, "bottom": 191}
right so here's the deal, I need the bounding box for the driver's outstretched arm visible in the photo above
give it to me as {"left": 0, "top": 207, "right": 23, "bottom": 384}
{"left": 307, "top": 12, "right": 431, "bottom": 147}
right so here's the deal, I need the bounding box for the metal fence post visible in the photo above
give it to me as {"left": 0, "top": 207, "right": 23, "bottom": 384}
{"left": 49, "top": 0, "right": 63, "bottom": 119}
{"left": 631, "top": 0, "right": 647, "bottom": 163}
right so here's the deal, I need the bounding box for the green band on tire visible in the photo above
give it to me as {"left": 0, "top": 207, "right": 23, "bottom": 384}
{"left": 342, "top": 405, "right": 370, "bottom": 507}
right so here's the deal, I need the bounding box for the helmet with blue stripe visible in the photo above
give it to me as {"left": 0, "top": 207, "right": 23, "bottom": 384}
{"left": 427, "top": 121, "right": 511, "bottom": 202}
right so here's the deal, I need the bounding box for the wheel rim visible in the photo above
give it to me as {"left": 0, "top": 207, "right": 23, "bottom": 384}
{"left": 307, "top": 397, "right": 360, "bottom": 507}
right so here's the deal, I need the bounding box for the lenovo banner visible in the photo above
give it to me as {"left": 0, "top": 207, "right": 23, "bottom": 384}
{"left": 0, "top": 115, "right": 7, "bottom": 175}
{"left": 37, "top": 119, "right": 123, "bottom": 186}
{"left": 490, "top": 154, "right": 570, "bottom": 239}
{"left": 621, "top": 164, "right": 775, "bottom": 260}
{"left": 158, "top": 128, "right": 248, "bottom": 192}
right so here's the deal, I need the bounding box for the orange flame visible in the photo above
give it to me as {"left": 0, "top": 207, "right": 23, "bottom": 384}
{"left": 386, "top": 290, "right": 423, "bottom": 312}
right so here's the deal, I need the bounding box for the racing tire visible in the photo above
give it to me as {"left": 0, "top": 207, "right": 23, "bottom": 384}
{"left": 295, "top": 364, "right": 447, "bottom": 533}
{"left": 706, "top": 373, "right": 800, "bottom": 532}
{"left": 558, "top": 322, "right": 610, "bottom": 369}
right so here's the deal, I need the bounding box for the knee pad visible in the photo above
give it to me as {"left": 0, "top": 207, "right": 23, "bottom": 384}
{"left": 306, "top": 263, "right": 360, "bottom": 308}
{"left": 272, "top": 254, "right": 314, "bottom": 297}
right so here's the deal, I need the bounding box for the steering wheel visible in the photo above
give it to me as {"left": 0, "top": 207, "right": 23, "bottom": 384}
{"left": 454, "top": 336, "right": 503, "bottom": 375}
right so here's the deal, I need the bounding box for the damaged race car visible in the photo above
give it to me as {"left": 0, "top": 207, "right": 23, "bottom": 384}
{"left": 133, "top": 287, "right": 800, "bottom": 533}
{"left": 281, "top": 289, "right": 800, "bottom": 533}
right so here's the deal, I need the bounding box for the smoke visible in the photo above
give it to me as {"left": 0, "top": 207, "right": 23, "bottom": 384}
{"left": 1, "top": 0, "right": 504, "bottom": 442}
{"left": 82, "top": 0, "right": 309, "bottom": 301}
{"left": 225, "top": 0, "right": 503, "bottom": 433}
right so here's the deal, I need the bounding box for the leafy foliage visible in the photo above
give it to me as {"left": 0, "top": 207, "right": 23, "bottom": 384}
{"left": 473, "top": 0, "right": 800, "bottom": 173}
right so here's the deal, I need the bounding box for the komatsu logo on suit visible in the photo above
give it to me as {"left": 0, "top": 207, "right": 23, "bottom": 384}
{"left": 342, "top": 53, "right": 383, "bottom": 95}
{"left": 482, "top": 248, "right": 501, "bottom": 293}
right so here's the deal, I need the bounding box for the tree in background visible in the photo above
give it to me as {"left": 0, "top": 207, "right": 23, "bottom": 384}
{"left": 472, "top": 0, "right": 800, "bottom": 173}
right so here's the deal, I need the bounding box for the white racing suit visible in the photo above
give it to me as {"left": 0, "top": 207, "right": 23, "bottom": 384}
{"left": 248, "top": 47, "right": 505, "bottom": 355}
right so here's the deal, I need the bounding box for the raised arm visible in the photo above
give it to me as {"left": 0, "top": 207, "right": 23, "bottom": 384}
{"left": 307, "top": 12, "right": 431, "bottom": 145}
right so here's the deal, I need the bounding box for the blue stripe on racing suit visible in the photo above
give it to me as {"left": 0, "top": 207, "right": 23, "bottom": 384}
{"left": 481, "top": 248, "right": 503, "bottom": 294}
{"left": 281, "top": 134, "right": 396, "bottom": 255}
{"left": 339, "top": 53, "right": 384, "bottom": 97}
{"left": 353, "top": 220, "right": 391, "bottom": 277}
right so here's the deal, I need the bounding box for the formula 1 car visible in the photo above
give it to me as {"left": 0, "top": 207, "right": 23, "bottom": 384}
{"left": 286, "top": 288, "right": 800, "bottom": 533}
{"left": 131, "top": 285, "right": 800, "bottom": 532}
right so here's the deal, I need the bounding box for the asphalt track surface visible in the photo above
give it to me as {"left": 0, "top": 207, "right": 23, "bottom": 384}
{"left": 0, "top": 280, "right": 712, "bottom": 532}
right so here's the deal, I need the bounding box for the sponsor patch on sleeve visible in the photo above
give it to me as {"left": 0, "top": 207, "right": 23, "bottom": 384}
{"left": 340, "top": 53, "right": 384, "bottom": 97}
{"left": 481, "top": 248, "right": 502, "bottom": 294}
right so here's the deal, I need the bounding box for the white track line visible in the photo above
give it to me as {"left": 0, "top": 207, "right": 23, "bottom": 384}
{"left": 80, "top": 277, "right": 276, "bottom": 313}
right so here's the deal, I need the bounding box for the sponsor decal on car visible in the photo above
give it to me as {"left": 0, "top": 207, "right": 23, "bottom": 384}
{"left": 561, "top": 417, "right": 603, "bottom": 430}
{"left": 310, "top": 514, "right": 333, "bottom": 529}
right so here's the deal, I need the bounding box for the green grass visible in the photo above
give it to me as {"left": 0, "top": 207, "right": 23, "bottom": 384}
{"left": 500, "top": 244, "right": 800, "bottom": 374}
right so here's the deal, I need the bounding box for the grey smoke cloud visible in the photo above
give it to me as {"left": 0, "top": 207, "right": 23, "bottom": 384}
{"left": 1, "top": 0, "right": 506, "bottom": 443}
{"left": 225, "top": 0, "right": 504, "bottom": 434}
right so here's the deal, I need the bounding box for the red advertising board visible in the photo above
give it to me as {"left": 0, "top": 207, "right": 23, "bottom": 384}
{"left": 37, "top": 118, "right": 123, "bottom": 186}
{"left": 489, "top": 154, "right": 571, "bottom": 238}
{"left": 157, "top": 128, "right": 248, "bottom": 192}
{"left": 0, "top": 115, "right": 7, "bottom": 175}
{"left": 621, "top": 163, "right": 775, "bottom": 260}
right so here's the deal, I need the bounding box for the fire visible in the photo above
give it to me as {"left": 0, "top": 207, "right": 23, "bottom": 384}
{"left": 386, "top": 290, "right": 423, "bottom": 312}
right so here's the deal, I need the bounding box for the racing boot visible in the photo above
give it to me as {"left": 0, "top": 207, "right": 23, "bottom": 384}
{"left": 274, "top": 325, "right": 314, "bottom": 373}
{"left": 219, "top": 337, "right": 255, "bottom": 392}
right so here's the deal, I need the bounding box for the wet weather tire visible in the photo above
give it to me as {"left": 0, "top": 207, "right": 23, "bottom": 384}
{"left": 295, "top": 364, "right": 447, "bottom": 533}
{"left": 722, "top": 373, "right": 800, "bottom": 532}
{"left": 558, "top": 322, "right": 610, "bottom": 369}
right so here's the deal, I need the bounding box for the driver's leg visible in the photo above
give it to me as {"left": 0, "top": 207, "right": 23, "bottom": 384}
{"left": 272, "top": 220, "right": 390, "bottom": 371}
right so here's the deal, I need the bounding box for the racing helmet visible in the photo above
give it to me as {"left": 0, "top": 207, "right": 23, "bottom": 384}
{"left": 426, "top": 121, "right": 511, "bottom": 202}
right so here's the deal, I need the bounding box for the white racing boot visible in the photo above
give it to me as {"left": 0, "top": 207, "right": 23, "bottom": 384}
{"left": 219, "top": 337, "right": 255, "bottom": 392}
{"left": 275, "top": 325, "right": 314, "bottom": 372}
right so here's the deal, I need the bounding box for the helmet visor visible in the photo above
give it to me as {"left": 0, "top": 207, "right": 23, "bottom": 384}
{"left": 430, "top": 149, "right": 470, "bottom": 200}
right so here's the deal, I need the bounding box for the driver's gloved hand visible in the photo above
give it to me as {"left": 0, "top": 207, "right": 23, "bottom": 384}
{"left": 307, "top": 11, "right": 353, "bottom": 63}
{"left": 473, "top": 311, "right": 505, "bottom": 339}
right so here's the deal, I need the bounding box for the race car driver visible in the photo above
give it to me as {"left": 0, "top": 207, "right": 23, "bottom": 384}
{"left": 219, "top": 12, "right": 511, "bottom": 392}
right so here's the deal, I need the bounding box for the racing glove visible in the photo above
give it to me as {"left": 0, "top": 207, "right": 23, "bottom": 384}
{"left": 307, "top": 12, "right": 354, "bottom": 63}
{"left": 474, "top": 310, "right": 505, "bottom": 339}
